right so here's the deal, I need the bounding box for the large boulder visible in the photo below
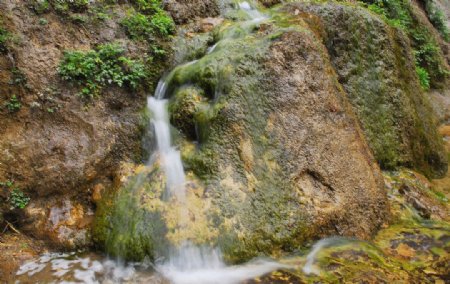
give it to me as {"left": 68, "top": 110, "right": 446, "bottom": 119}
{"left": 94, "top": 12, "right": 389, "bottom": 262}
{"left": 285, "top": 3, "right": 447, "bottom": 177}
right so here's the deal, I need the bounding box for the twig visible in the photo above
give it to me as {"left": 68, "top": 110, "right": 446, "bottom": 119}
{"left": 5, "top": 220, "right": 21, "bottom": 234}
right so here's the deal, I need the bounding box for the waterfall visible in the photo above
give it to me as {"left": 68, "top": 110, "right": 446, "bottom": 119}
{"left": 147, "top": 80, "right": 186, "bottom": 200}
{"left": 148, "top": 67, "right": 286, "bottom": 284}
{"left": 144, "top": 2, "right": 288, "bottom": 283}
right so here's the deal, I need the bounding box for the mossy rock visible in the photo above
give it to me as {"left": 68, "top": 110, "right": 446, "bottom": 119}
{"left": 157, "top": 10, "right": 388, "bottom": 262}
{"left": 169, "top": 86, "right": 208, "bottom": 140}
{"left": 92, "top": 2, "right": 449, "bottom": 263}
{"left": 284, "top": 2, "right": 447, "bottom": 178}
{"left": 92, "top": 163, "right": 169, "bottom": 261}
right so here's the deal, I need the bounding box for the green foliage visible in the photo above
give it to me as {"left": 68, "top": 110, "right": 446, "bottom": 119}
{"left": 9, "top": 68, "right": 27, "bottom": 86}
{"left": 0, "top": 27, "right": 10, "bottom": 53}
{"left": 150, "top": 11, "right": 175, "bottom": 36}
{"left": 424, "top": 0, "right": 449, "bottom": 41}
{"left": 366, "top": 0, "right": 411, "bottom": 29}
{"left": 415, "top": 66, "right": 430, "bottom": 90}
{"left": 67, "top": 0, "right": 89, "bottom": 12}
{"left": 121, "top": 13, "right": 154, "bottom": 40}
{"left": 361, "top": 0, "right": 449, "bottom": 88}
{"left": 0, "top": 181, "right": 30, "bottom": 209}
{"left": 0, "top": 180, "right": 14, "bottom": 188}
{"left": 31, "top": 0, "right": 89, "bottom": 15}
{"left": 121, "top": 10, "right": 174, "bottom": 40}
{"left": 32, "top": 0, "right": 50, "bottom": 14}
{"left": 4, "top": 95, "right": 22, "bottom": 112}
{"left": 69, "top": 13, "right": 88, "bottom": 24}
{"left": 39, "top": 18, "right": 48, "bottom": 25}
{"left": 367, "top": 3, "right": 385, "bottom": 16}
{"left": 58, "top": 43, "right": 148, "bottom": 98}
{"left": 9, "top": 188, "right": 30, "bottom": 209}
{"left": 132, "top": 0, "right": 162, "bottom": 14}
{"left": 121, "top": 0, "right": 174, "bottom": 41}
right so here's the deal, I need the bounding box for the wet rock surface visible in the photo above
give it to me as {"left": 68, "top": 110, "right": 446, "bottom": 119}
{"left": 94, "top": 8, "right": 389, "bottom": 262}
{"left": 164, "top": 0, "right": 220, "bottom": 24}
{"left": 285, "top": 2, "right": 447, "bottom": 177}
{"left": 0, "top": 0, "right": 163, "bottom": 250}
{"left": 0, "top": 0, "right": 449, "bottom": 282}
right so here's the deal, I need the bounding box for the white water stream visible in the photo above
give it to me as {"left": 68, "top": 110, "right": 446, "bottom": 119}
{"left": 16, "top": 2, "right": 294, "bottom": 283}
{"left": 148, "top": 2, "right": 287, "bottom": 283}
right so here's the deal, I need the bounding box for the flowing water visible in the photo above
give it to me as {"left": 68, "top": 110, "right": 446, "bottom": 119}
{"left": 147, "top": 3, "right": 286, "bottom": 279}
{"left": 15, "top": 2, "right": 295, "bottom": 283}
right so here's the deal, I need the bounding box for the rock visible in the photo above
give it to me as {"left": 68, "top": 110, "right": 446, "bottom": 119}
{"left": 92, "top": 183, "right": 104, "bottom": 203}
{"left": 199, "top": 17, "right": 224, "bottom": 33}
{"left": 0, "top": 0, "right": 158, "bottom": 248}
{"left": 164, "top": 0, "right": 220, "bottom": 24}
{"left": 258, "top": 0, "right": 282, "bottom": 8}
{"left": 286, "top": 3, "right": 447, "bottom": 178}
{"left": 21, "top": 197, "right": 94, "bottom": 249}
{"left": 384, "top": 169, "right": 448, "bottom": 221}
{"left": 93, "top": 161, "right": 217, "bottom": 261}
{"left": 169, "top": 86, "right": 208, "bottom": 140}
{"left": 95, "top": 13, "right": 389, "bottom": 262}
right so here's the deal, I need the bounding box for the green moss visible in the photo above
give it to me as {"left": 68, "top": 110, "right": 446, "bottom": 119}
{"left": 423, "top": 0, "right": 449, "bottom": 41}
{"left": 168, "top": 86, "right": 208, "bottom": 139}
{"left": 299, "top": 2, "right": 447, "bottom": 177}
{"left": 164, "top": 21, "right": 315, "bottom": 261}
{"left": 360, "top": 0, "right": 449, "bottom": 88}
{"left": 93, "top": 166, "right": 168, "bottom": 261}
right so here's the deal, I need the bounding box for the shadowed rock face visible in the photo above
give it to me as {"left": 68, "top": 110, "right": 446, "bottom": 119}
{"left": 284, "top": 3, "right": 447, "bottom": 178}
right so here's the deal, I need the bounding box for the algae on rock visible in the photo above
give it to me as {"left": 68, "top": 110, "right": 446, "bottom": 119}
{"left": 92, "top": 1, "right": 448, "bottom": 264}
{"left": 286, "top": 2, "right": 447, "bottom": 178}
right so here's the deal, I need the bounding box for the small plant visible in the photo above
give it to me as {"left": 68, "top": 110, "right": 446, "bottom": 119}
{"left": 150, "top": 11, "right": 175, "bottom": 36}
{"left": 67, "top": 0, "right": 89, "bottom": 12}
{"left": 32, "top": 0, "right": 50, "bottom": 14}
{"left": 9, "top": 188, "right": 30, "bottom": 209}
{"left": 132, "top": 0, "right": 161, "bottom": 14}
{"left": 69, "top": 14, "right": 88, "bottom": 24}
{"left": 58, "top": 43, "right": 148, "bottom": 98}
{"left": 424, "top": 0, "right": 449, "bottom": 41}
{"left": 121, "top": 12, "right": 154, "bottom": 40}
{"left": 0, "top": 180, "right": 30, "bottom": 209}
{"left": 415, "top": 66, "right": 430, "bottom": 90}
{"left": 9, "top": 68, "right": 27, "bottom": 86}
{"left": 0, "top": 180, "right": 14, "bottom": 188}
{"left": 121, "top": 0, "right": 174, "bottom": 41}
{"left": 4, "top": 95, "right": 22, "bottom": 112}
{"left": 39, "top": 18, "right": 48, "bottom": 25}
{"left": 0, "top": 27, "right": 10, "bottom": 53}
{"left": 95, "top": 11, "right": 110, "bottom": 21}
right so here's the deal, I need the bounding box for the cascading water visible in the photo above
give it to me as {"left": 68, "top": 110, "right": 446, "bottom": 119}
{"left": 147, "top": 2, "right": 286, "bottom": 283}
{"left": 147, "top": 80, "right": 186, "bottom": 200}
{"left": 15, "top": 2, "right": 288, "bottom": 283}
